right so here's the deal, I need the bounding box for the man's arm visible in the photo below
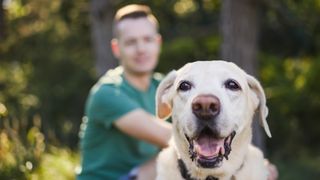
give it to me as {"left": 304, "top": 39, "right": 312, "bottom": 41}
{"left": 114, "top": 109, "right": 172, "bottom": 148}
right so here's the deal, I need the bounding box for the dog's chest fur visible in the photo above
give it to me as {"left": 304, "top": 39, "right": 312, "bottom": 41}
{"left": 156, "top": 143, "right": 268, "bottom": 180}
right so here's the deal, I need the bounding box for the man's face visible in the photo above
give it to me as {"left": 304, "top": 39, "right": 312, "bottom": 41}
{"left": 112, "top": 17, "right": 161, "bottom": 75}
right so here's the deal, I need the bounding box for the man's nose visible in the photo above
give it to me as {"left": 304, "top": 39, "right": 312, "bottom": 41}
{"left": 192, "top": 95, "right": 220, "bottom": 120}
{"left": 136, "top": 41, "right": 146, "bottom": 52}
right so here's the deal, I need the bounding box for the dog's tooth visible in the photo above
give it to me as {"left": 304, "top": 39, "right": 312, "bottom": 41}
{"left": 220, "top": 146, "right": 225, "bottom": 155}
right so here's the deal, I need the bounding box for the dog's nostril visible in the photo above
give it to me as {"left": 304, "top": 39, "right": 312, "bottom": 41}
{"left": 209, "top": 103, "right": 219, "bottom": 114}
{"left": 192, "top": 103, "right": 202, "bottom": 111}
{"left": 192, "top": 95, "right": 220, "bottom": 120}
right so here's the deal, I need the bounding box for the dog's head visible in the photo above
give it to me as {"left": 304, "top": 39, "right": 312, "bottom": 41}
{"left": 156, "top": 61, "right": 271, "bottom": 170}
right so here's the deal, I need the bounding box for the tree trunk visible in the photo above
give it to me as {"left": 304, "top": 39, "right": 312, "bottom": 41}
{"left": 0, "top": 0, "right": 6, "bottom": 41}
{"left": 220, "top": 0, "right": 266, "bottom": 152}
{"left": 89, "top": 0, "right": 118, "bottom": 77}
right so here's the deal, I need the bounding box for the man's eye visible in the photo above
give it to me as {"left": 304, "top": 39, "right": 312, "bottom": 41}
{"left": 225, "top": 79, "right": 241, "bottom": 91}
{"left": 178, "top": 81, "right": 192, "bottom": 91}
{"left": 125, "top": 39, "right": 136, "bottom": 46}
{"left": 144, "top": 36, "right": 154, "bottom": 42}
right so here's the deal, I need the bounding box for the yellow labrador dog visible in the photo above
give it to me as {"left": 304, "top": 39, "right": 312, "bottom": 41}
{"left": 156, "top": 61, "right": 271, "bottom": 180}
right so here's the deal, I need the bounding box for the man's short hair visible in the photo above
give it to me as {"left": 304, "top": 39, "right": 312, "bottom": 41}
{"left": 113, "top": 4, "right": 159, "bottom": 38}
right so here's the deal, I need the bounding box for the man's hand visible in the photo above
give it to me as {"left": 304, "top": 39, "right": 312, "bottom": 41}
{"left": 265, "top": 159, "right": 279, "bottom": 180}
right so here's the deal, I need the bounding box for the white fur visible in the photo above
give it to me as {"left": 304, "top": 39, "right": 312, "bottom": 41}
{"left": 156, "top": 61, "right": 271, "bottom": 180}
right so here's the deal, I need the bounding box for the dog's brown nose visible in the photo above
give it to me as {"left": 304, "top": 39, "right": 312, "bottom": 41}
{"left": 192, "top": 95, "right": 220, "bottom": 120}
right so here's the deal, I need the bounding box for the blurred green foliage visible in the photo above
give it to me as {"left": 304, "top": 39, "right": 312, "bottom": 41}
{"left": 0, "top": 115, "right": 44, "bottom": 179}
{"left": 0, "top": 118, "right": 78, "bottom": 179}
{"left": 1, "top": 0, "right": 95, "bottom": 147}
{"left": 260, "top": 55, "right": 320, "bottom": 179}
{"left": 261, "top": 56, "right": 320, "bottom": 156}
{"left": 1, "top": 0, "right": 320, "bottom": 179}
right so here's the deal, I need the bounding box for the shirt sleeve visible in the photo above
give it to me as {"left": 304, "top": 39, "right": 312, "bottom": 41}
{"left": 85, "top": 85, "right": 139, "bottom": 128}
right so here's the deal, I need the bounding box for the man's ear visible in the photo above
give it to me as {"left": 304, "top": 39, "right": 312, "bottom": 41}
{"left": 247, "top": 74, "right": 272, "bottom": 138}
{"left": 156, "top": 70, "right": 177, "bottom": 119}
{"left": 111, "top": 38, "right": 120, "bottom": 58}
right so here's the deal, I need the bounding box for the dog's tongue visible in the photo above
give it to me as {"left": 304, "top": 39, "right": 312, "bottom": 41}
{"left": 194, "top": 134, "right": 224, "bottom": 157}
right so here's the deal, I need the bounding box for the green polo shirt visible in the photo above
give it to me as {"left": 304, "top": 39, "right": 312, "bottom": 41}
{"left": 77, "top": 67, "right": 163, "bottom": 180}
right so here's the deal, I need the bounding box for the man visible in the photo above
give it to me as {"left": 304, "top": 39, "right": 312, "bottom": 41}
{"left": 78, "top": 4, "right": 278, "bottom": 180}
{"left": 77, "top": 4, "right": 171, "bottom": 180}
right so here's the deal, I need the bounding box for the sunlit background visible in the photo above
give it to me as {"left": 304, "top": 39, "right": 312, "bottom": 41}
{"left": 1, "top": 0, "right": 320, "bottom": 179}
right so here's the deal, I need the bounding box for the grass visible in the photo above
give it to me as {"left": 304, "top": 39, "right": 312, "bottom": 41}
{"left": 273, "top": 154, "right": 320, "bottom": 180}
{"left": 29, "top": 146, "right": 79, "bottom": 180}
{"left": 0, "top": 123, "right": 80, "bottom": 180}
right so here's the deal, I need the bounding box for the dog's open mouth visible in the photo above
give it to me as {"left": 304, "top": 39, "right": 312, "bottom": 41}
{"left": 186, "top": 128, "right": 236, "bottom": 168}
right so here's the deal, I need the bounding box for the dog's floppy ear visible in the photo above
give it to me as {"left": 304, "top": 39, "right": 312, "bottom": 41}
{"left": 156, "top": 70, "right": 177, "bottom": 119}
{"left": 246, "top": 74, "right": 272, "bottom": 138}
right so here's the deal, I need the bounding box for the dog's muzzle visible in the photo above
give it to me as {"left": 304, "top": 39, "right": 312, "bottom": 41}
{"left": 187, "top": 94, "right": 236, "bottom": 168}
{"left": 186, "top": 128, "right": 236, "bottom": 168}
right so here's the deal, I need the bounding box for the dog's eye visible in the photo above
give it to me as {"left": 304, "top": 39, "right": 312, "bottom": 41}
{"left": 225, "top": 79, "right": 241, "bottom": 91}
{"left": 178, "top": 81, "right": 192, "bottom": 91}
